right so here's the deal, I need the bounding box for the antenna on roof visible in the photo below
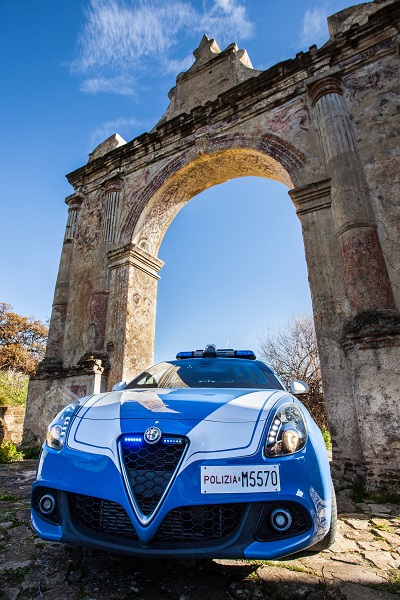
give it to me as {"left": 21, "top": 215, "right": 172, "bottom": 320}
{"left": 225, "top": 336, "right": 230, "bottom": 349}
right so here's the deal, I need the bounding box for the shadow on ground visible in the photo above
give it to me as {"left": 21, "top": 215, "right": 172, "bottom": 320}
{"left": 1, "top": 460, "right": 400, "bottom": 599}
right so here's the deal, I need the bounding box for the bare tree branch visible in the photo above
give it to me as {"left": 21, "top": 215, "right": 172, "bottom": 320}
{"left": 258, "top": 312, "right": 328, "bottom": 430}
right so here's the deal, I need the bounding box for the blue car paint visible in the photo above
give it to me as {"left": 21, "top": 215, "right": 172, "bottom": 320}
{"left": 32, "top": 396, "right": 332, "bottom": 558}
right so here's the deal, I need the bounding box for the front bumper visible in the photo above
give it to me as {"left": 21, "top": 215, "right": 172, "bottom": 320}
{"left": 31, "top": 433, "right": 331, "bottom": 559}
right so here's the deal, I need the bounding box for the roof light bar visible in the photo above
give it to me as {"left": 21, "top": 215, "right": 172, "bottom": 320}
{"left": 176, "top": 347, "right": 256, "bottom": 360}
{"left": 176, "top": 351, "right": 194, "bottom": 359}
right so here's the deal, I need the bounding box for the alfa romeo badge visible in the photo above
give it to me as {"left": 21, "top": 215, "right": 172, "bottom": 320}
{"left": 144, "top": 426, "right": 162, "bottom": 444}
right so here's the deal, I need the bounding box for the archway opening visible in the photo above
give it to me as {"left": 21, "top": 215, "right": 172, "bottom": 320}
{"left": 153, "top": 175, "right": 312, "bottom": 362}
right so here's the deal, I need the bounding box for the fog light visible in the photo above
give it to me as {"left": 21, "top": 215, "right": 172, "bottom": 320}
{"left": 39, "top": 493, "right": 56, "bottom": 515}
{"left": 270, "top": 507, "right": 293, "bottom": 532}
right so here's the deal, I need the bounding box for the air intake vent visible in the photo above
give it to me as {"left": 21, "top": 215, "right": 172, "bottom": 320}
{"left": 70, "top": 493, "right": 138, "bottom": 540}
{"left": 120, "top": 435, "right": 188, "bottom": 521}
{"left": 155, "top": 503, "right": 246, "bottom": 542}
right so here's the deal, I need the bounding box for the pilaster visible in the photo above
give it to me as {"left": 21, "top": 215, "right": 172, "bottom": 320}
{"left": 290, "top": 179, "right": 365, "bottom": 481}
{"left": 105, "top": 244, "right": 164, "bottom": 387}
{"left": 307, "top": 68, "right": 395, "bottom": 315}
{"left": 100, "top": 175, "right": 123, "bottom": 243}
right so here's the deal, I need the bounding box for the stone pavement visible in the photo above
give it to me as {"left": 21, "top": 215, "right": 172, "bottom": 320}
{"left": 1, "top": 460, "right": 400, "bottom": 600}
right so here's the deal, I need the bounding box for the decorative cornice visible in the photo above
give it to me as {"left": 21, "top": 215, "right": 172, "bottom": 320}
{"left": 108, "top": 243, "right": 164, "bottom": 280}
{"left": 289, "top": 178, "right": 331, "bottom": 215}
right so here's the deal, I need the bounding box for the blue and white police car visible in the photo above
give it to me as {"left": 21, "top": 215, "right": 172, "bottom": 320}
{"left": 31, "top": 345, "right": 336, "bottom": 559}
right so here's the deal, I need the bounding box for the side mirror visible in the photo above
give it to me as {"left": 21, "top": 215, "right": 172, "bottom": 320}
{"left": 289, "top": 380, "right": 309, "bottom": 395}
{"left": 112, "top": 381, "right": 127, "bottom": 391}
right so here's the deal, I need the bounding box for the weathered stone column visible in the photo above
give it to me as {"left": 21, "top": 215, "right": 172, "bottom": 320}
{"left": 45, "top": 193, "right": 83, "bottom": 361}
{"left": 307, "top": 69, "right": 395, "bottom": 315}
{"left": 290, "top": 179, "right": 365, "bottom": 482}
{"left": 105, "top": 244, "right": 164, "bottom": 388}
{"left": 307, "top": 69, "right": 400, "bottom": 491}
{"left": 23, "top": 192, "right": 106, "bottom": 445}
{"left": 88, "top": 175, "right": 124, "bottom": 359}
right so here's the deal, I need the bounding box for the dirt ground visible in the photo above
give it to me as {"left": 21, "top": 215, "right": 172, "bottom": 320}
{"left": 1, "top": 460, "right": 400, "bottom": 600}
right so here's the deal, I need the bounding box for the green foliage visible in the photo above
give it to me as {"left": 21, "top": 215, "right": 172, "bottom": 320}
{"left": 350, "top": 480, "right": 366, "bottom": 503}
{"left": 0, "top": 492, "right": 19, "bottom": 502}
{"left": 321, "top": 428, "right": 332, "bottom": 449}
{"left": 22, "top": 446, "right": 41, "bottom": 459}
{"left": 0, "top": 368, "right": 28, "bottom": 406}
{"left": 0, "top": 566, "right": 31, "bottom": 586}
{"left": 380, "top": 569, "right": 400, "bottom": 594}
{"left": 0, "top": 440, "right": 24, "bottom": 463}
{"left": 369, "top": 487, "right": 400, "bottom": 504}
{"left": 350, "top": 481, "right": 400, "bottom": 504}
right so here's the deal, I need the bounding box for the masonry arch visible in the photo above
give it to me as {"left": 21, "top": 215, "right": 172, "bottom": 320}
{"left": 123, "top": 136, "right": 305, "bottom": 255}
{"left": 25, "top": 2, "right": 400, "bottom": 491}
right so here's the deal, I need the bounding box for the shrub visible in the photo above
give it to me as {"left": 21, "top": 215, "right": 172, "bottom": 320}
{"left": 0, "top": 440, "right": 24, "bottom": 463}
{"left": 0, "top": 368, "right": 28, "bottom": 406}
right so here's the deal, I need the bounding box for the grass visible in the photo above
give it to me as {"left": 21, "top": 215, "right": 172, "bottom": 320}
{"left": 0, "top": 492, "right": 20, "bottom": 502}
{"left": 259, "top": 560, "right": 312, "bottom": 575}
{"left": 372, "top": 522, "right": 392, "bottom": 533}
{"left": 380, "top": 570, "right": 400, "bottom": 594}
{"left": 0, "top": 565, "right": 31, "bottom": 586}
{"left": 0, "top": 369, "right": 28, "bottom": 406}
{"left": 321, "top": 428, "right": 332, "bottom": 450}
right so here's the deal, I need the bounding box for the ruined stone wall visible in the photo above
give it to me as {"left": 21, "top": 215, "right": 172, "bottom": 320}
{"left": 0, "top": 406, "right": 25, "bottom": 445}
{"left": 24, "top": 0, "right": 400, "bottom": 491}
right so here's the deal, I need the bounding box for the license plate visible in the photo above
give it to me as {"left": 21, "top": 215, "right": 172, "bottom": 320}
{"left": 201, "top": 465, "right": 280, "bottom": 494}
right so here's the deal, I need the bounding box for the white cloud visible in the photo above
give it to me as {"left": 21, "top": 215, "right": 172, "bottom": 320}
{"left": 72, "top": 0, "right": 254, "bottom": 94}
{"left": 201, "top": 1, "right": 253, "bottom": 43}
{"left": 89, "top": 116, "right": 153, "bottom": 150}
{"left": 300, "top": 5, "right": 330, "bottom": 48}
{"left": 80, "top": 75, "right": 136, "bottom": 95}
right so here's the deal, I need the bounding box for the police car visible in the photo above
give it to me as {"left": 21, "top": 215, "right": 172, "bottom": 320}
{"left": 31, "top": 345, "right": 336, "bottom": 559}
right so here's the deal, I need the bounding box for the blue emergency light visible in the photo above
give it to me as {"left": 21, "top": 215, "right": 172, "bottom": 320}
{"left": 176, "top": 346, "right": 256, "bottom": 360}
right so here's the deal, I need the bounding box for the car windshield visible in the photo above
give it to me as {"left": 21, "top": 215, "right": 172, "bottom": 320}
{"left": 126, "top": 358, "right": 284, "bottom": 390}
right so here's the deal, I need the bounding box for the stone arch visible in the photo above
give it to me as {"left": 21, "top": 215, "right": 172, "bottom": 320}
{"left": 24, "top": 1, "right": 400, "bottom": 492}
{"left": 121, "top": 137, "right": 306, "bottom": 254}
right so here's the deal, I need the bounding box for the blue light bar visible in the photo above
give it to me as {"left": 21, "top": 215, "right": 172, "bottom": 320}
{"left": 234, "top": 350, "right": 256, "bottom": 359}
{"left": 176, "top": 351, "right": 194, "bottom": 359}
{"left": 175, "top": 348, "right": 256, "bottom": 360}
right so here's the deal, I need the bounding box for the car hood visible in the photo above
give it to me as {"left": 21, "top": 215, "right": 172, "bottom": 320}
{"left": 68, "top": 387, "right": 294, "bottom": 473}
{"left": 75, "top": 387, "right": 289, "bottom": 423}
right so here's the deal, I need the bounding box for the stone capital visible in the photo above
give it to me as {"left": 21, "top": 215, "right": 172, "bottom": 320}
{"left": 108, "top": 243, "right": 164, "bottom": 280}
{"left": 103, "top": 174, "right": 124, "bottom": 194}
{"left": 65, "top": 193, "right": 84, "bottom": 212}
{"left": 306, "top": 67, "right": 343, "bottom": 107}
{"left": 289, "top": 179, "right": 331, "bottom": 216}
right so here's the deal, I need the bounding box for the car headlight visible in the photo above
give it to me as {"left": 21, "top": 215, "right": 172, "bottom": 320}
{"left": 265, "top": 403, "right": 308, "bottom": 457}
{"left": 46, "top": 403, "right": 79, "bottom": 450}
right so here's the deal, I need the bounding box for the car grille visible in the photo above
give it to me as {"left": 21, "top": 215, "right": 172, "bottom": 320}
{"left": 70, "top": 494, "right": 246, "bottom": 545}
{"left": 70, "top": 493, "right": 138, "bottom": 540}
{"left": 155, "top": 503, "right": 247, "bottom": 542}
{"left": 120, "top": 436, "right": 188, "bottom": 516}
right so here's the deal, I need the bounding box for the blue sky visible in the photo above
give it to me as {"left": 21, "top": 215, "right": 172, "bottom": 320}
{"left": 0, "top": 0, "right": 357, "bottom": 363}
